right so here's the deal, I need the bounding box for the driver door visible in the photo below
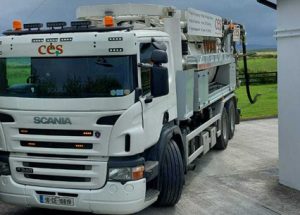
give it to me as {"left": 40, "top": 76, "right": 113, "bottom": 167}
{"left": 138, "top": 39, "right": 174, "bottom": 149}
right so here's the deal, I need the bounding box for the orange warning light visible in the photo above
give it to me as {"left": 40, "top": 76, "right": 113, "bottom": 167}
{"left": 104, "top": 16, "right": 114, "bottom": 27}
{"left": 13, "top": 20, "right": 23, "bottom": 31}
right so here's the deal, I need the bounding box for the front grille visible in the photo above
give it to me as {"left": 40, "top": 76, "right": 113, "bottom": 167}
{"left": 21, "top": 141, "right": 93, "bottom": 149}
{"left": 11, "top": 157, "right": 107, "bottom": 190}
{"left": 27, "top": 153, "right": 88, "bottom": 159}
{"left": 25, "top": 174, "right": 91, "bottom": 182}
{"left": 3, "top": 110, "right": 116, "bottom": 190}
{"left": 19, "top": 128, "right": 93, "bottom": 137}
{"left": 23, "top": 162, "right": 92, "bottom": 170}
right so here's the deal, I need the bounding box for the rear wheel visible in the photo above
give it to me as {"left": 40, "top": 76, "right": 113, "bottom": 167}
{"left": 156, "top": 139, "right": 184, "bottom": 206}
{"left": 214, "top": 108, "right": 229, "bottom": 150}
{"left": 227, "top": 100, "right": 236, "bottom": 140}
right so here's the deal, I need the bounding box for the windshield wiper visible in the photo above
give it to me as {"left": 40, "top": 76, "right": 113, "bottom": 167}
{"left": 95, "top": 57, "right": 113, "bottom": 67}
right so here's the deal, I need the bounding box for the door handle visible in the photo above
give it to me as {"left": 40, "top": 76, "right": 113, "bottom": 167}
{"left": 145, "top": 96, "right": 153, "bottom": 104}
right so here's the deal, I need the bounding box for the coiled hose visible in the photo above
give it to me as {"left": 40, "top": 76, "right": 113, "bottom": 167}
{"left": 241, "top": 27, "right": 260, "bottom": 104}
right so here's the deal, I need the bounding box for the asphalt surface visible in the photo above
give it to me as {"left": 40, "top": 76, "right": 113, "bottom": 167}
{"left": 2, "top": 119, "right": 300, "bottom": 215}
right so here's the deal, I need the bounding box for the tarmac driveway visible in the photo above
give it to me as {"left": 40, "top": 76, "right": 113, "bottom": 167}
{"left": 3, "top": 119, "right": 300, "bottom": 215}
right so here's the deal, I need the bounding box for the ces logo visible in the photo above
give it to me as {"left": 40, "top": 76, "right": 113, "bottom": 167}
{"left": 38, "top": 44, "right": 64, "bottom": 56}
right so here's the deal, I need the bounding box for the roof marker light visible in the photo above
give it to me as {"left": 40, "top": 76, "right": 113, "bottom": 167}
{"left": 71, "top": 21, "right": 91, "bottom": 28}
{"left": 47, "top": 22, "right": 67, "bottom": 29}
{"left": 104, "top": 16, "right": 114, "bottom": 27}
{"left": 24, "top": 23, "right": 43, "bottom": 31}
{"left": 13, "top": 20, "right": 23, "bottom": 31}
{"left": 108, "top": 37, "right": 123, "bottom": 41}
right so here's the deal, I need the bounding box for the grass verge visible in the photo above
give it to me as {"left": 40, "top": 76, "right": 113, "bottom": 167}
{"left": 238, "top": 58, "right": 277, "bottom": 73}
{"left": 236, "top": 84, "right": 278, "bottom": 120}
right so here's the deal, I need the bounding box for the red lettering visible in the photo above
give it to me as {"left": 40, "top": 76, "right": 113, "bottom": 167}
{"left": 56, "top": 45, "right": 63, "bottom": 55}
{"left": 47, "top": 44, "right": 56, "bottom": 55}
{"left": 38, "top": 44, "right": 64, "bottom": 55}
{"left": 38, "top": 45, "right": 46, "bottom": 55}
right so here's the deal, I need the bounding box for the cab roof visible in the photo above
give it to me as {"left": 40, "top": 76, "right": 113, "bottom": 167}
{"left": 3, "top": 25, "right": 133, "bottom": 36}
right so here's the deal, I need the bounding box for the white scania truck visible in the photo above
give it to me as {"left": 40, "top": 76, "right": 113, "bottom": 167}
{"left": 0, "top": 4, "right": 242, "bottom": 214}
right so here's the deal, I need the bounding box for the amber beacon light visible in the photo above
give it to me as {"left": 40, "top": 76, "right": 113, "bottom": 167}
{"left": 13, "top": 20, "right": 23, "bottom": 31}
{"left": 103, "top": 16, "right": 115, "bottom": 27}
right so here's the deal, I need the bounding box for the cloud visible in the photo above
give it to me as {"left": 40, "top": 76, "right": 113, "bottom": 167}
{"left": 0, "top": 0, "right": 276, "bottom": 47}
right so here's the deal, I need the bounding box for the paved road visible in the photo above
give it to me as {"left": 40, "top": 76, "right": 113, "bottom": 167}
{"left": 2, "top": 119, "right": 300, "bottom": 215}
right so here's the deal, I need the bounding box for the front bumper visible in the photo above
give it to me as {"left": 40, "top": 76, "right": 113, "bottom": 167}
{"left": 0, "top": 176, "right": 156, "bottom": 214}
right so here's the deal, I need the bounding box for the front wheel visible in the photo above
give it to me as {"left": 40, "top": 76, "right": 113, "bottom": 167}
{"left": 214, "top": 108, "right": 229, "bottom": 150}
{"left": 156, "top": 140, "right": 184, "bottom": 206}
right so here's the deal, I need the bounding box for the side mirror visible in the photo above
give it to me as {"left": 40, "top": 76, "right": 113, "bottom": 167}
{"left": 152, "top": 41, "right": 167, "bottom": 51}
{"left": 151, "top": 50, "right": 168, "bottom": 65}
{"left": 151, "top": 65, "right": 169, "bottom": 98}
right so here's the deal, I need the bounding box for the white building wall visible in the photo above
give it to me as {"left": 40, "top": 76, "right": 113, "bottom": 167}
{"left": 277, "top": 0, "right": 300, "bottom": 190}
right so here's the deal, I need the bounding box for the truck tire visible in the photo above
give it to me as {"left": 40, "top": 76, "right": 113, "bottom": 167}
{"left": 156, "top": 139, "right": 184, "bottom": 206}
{"left": 214, "top": 108, "right": 229, "bottom": 150}
{"left": 227, "top": 100, "right": 236, "bottom": 140}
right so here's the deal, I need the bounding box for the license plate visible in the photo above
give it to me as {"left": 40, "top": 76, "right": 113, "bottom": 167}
{"left": 40, "top": 195, "right": 75, "bottom": 207}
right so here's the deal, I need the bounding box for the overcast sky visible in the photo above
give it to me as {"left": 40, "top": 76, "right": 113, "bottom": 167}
{"left": 0, "top": 0, "right": 276, "bottom": 49}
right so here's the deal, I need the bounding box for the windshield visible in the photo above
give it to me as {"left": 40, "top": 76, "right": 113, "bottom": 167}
{"left": 0, "top": 56, "right": 137, "bottom": 98}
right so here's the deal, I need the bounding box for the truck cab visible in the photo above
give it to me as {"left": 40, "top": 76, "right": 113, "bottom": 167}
{"left": 0, "top": 4, "right": 240, "bottom": 214}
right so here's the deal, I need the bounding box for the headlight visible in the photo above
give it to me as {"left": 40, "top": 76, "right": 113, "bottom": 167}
{"left": 109, "top": 166, "right": 144, "bottom": 182}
